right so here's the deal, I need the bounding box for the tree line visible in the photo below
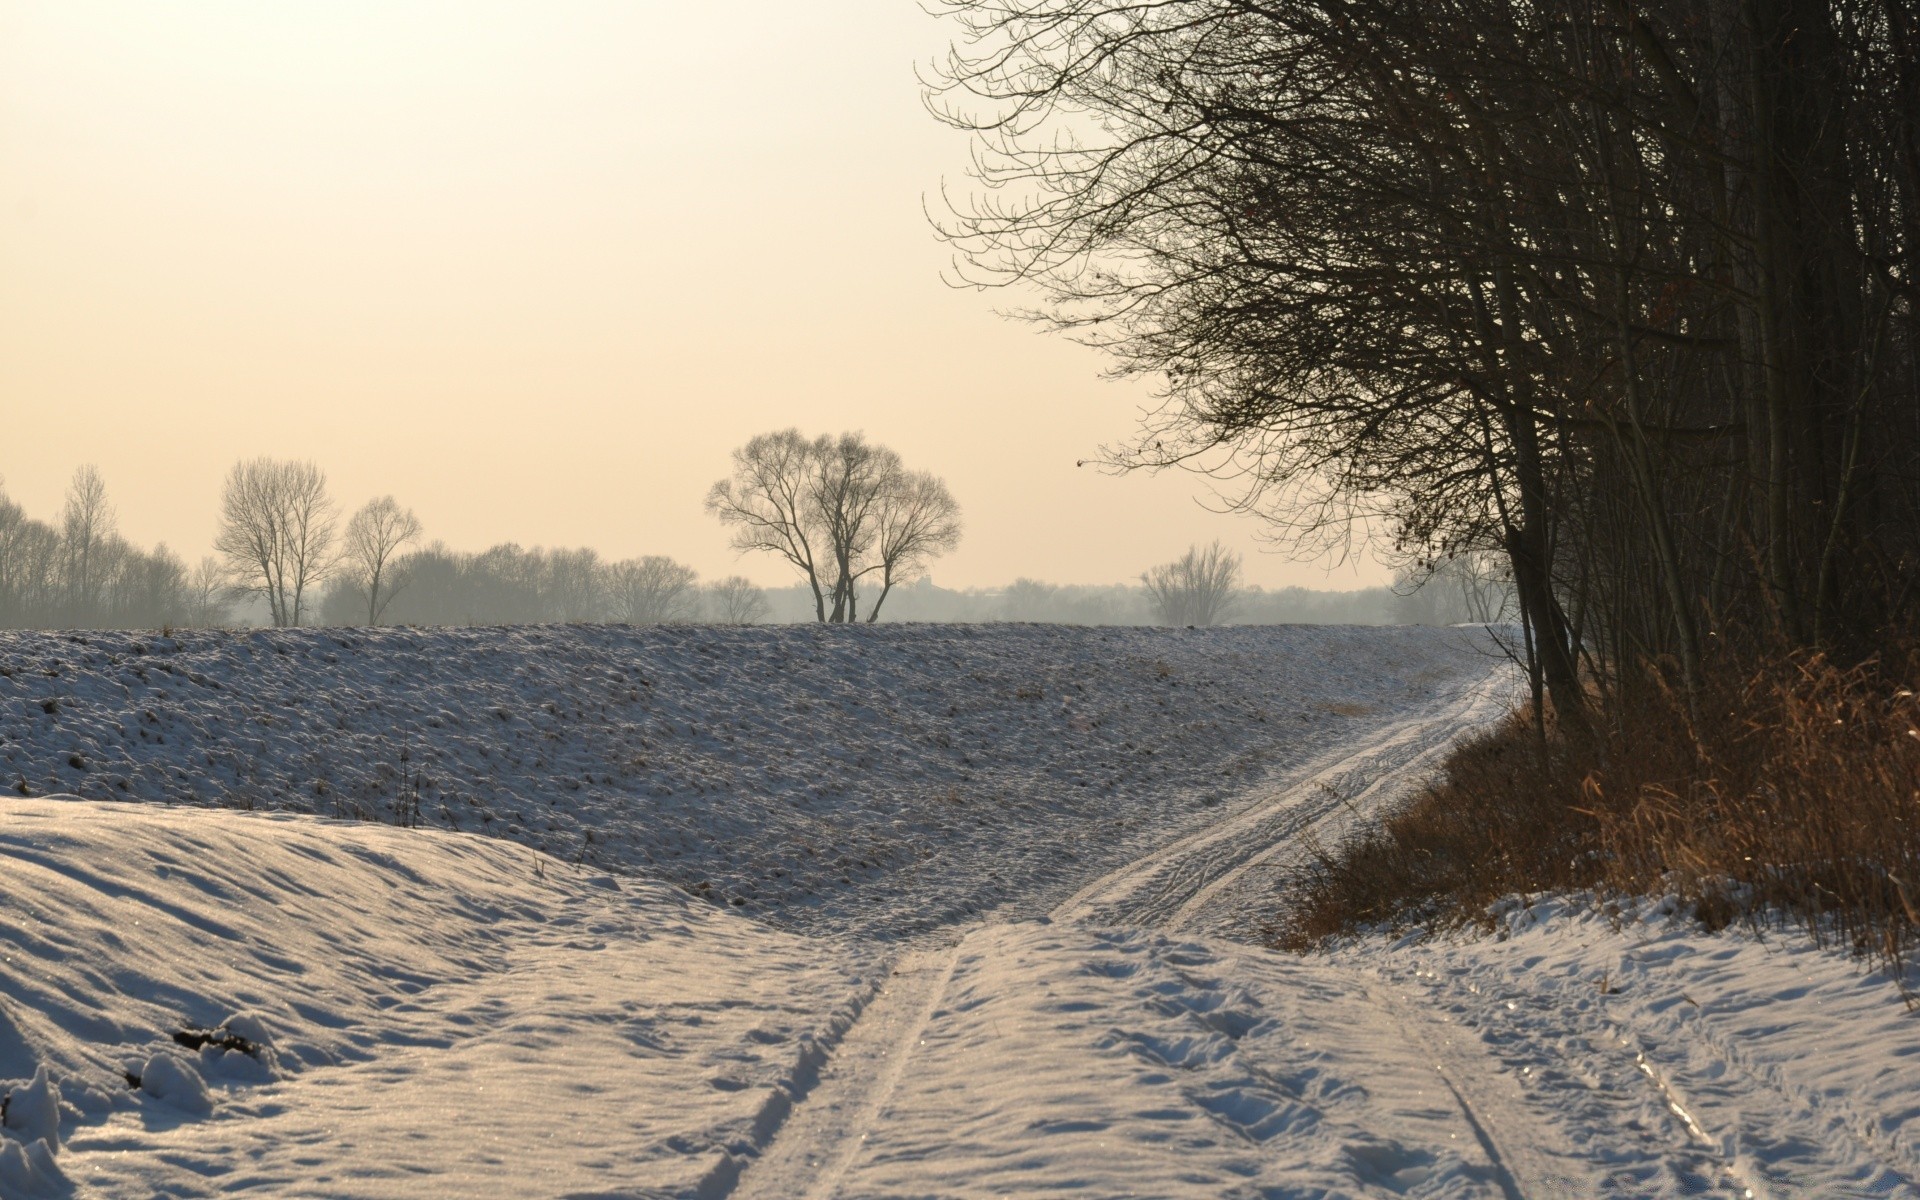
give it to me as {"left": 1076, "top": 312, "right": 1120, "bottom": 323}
{"left": 0, "top": 462, "right": 768, "bottom": 631}
{"left": 0, "top": 429, "right": 963, "bottom": 631}
{"left": 931, "top": 0, "right": 1919, "bottom": 723}
{"left": 0, "top": 468, "right": 226, "bottom": 630}
{"left": 0, "top": 462, "right": 1480, "bottom": 630}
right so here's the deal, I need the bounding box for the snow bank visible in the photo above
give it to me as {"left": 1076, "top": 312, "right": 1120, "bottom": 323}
{"left": 1358, "top": 896, "right": 1920, "bottom": 1196}
{"left": 0, "top": 798, "right": 871, "bottom": 1198}
{"left": 0, "top": 623, "right": 1487, "bottom": 936}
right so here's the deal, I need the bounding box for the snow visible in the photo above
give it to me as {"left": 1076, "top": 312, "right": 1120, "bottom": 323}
{"left": 1360, "top": 895, "right": 1920, "bottom": 1196}
{"left": 0, "top": 623, "right": 1483, "bottom": 935}
{"left": 820, "top": 924, "right": 1507, "bottom": 1198}
{"left": 0, "top": 623, "right": 1915, "bottom": 1198}
{"left": 0, "top": 799, "right": 873, "bottom": 1198}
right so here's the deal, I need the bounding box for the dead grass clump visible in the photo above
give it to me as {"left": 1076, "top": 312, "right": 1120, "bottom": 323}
{"left": 1276, "top": 646, "right": 1920, "bottom": 980}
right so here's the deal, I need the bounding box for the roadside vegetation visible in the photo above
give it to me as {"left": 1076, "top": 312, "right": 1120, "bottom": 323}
{"left": 1277, "top": 646, "right": 1920, "bottom": 980}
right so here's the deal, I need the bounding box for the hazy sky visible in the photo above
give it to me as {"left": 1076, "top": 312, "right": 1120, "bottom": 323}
{"left": 0, "top": 1, "right": 1388, "bottom": 591}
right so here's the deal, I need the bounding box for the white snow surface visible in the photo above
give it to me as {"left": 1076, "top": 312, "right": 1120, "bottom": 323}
{"left": 0, "top": 798, "right": 873, "bottom": 1198}
{"left": 0, "top": 623, "right": 1479, "bottom": 936}
{"left": 1, "top": 624, "right": 1916, "bottom": 1198}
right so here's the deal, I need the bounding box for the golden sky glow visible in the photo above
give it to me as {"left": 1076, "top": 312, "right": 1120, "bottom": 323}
{"left": 0, "top": 1, "right": 1389, "bottom": 590}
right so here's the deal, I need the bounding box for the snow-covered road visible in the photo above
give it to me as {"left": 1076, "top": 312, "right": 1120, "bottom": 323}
{"left": 736, "top": 663, "right": 1920, "bottom": 1199}
{"left": 1, "top": 625, "right": 1916, "bottom": 1198}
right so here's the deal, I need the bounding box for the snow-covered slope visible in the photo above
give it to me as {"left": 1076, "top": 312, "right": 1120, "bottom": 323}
{"left": 0, "top": 797, "right": 873, "bottom": 1199}
{"left": 0, "top": 623, "right": 1484, "bottom": 936}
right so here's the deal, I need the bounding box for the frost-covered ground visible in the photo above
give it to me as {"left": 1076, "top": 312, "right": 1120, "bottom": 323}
{"left": 2, "top": 624, "right": 1916, "bottom": 1198}
{"left": 0, "top": 623, "right": 1477, "bottom": 935}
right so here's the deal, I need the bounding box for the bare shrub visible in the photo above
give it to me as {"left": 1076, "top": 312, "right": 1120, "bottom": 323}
{"left": 1277, "top": 648, "right": 1920, "bottom": 986}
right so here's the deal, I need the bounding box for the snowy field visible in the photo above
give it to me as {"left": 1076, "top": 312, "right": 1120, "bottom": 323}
{"left": 0, "top": 624, "right": 1477, "bottom": 935}
{"left": 1, "top": 624, "right": 1916, "bottom": 1198}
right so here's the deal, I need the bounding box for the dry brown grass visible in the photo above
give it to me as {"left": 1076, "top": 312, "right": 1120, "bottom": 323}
{"left": 1275, "top": 646, "right": 1920, "bottom": 981}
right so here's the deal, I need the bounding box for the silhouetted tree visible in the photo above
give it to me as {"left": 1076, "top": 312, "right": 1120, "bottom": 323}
{"left": 706, "top": 575, "right": 769, "bottom": 624}
{"left": 181, "top": 556, "right": 233, "bottom": 627}
{"left": 865, "top": 471, "right": 962, "bottom": 622}
{"left": 60, "top": 466, "right": 114, "bottom": 622}
{"left": 215, "top": 458, "right": 338, "bottom": 627}
{"left": 342, "top": 496, "right": 423, "bottom": 625}
{"left": 707, "top": 430, "right": 835, "bottom": 621}
{"left": 708, "top": 430, "right": 963, "bottom": 622}
{"left": 1142, "top": 541, "right": 1241, "bottom": 626}
{"left": 606, "top": 556, "right": 699, "bottom": 624}
{"left": 930, "top": 0, "right": 1920, "bottom": 724}
{"left": 543, "top": 547, "right": 604, "bottom": 622}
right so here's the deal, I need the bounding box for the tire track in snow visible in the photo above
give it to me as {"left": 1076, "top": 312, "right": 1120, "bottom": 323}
{"left": 1370, "top": 982, "right": 1607, "bottom": 1200}
{"left": 726, "top": 661, "right": 1518, "bottom": 1199}
{"left": 1051, "top": 664, "right": 1514, "bottom": 932}
{"left": 1045, "top": 660, "right": 1622, "bottom": 1200}
{"left": 1393, "top": 954, "right": 1914, "bottom": 1198}
{"left": 727, "top": 944, "right": 962, "bottom": 1200}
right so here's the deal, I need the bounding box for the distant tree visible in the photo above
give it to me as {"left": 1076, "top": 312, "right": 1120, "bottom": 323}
{"left": 707, "top": 430, "right": 834, "bottom": 622}
{"left": 605, "top": 555, "right": 699, "bottom": 624}
{"left": 543, "top": 547, "right": 603, "bottom": 622}
{"left": 999, "top": 578, "right": 1054, "bottom": 622}
{"left": 708, "top": 430, "right": 962, "bottom": 623}
{"left": 214, "top": 458, "right": 338, "bottom": 627}
{"left": 0, "top": 499, "right": 62, "bottom": 627}
{"left": 107, "top": 542, "right": 185, "bottom": 629}
{"left": 707, "top": 575, "right": 769, "bottom": 624}
{"left": 864, "top": 470, "right": 961, "bottom": 622}
{"left": 810, "top": 433, "right": 896, "bottom": 622}
{"left": 1142, "top": 541, "right": 1241, "bottom": 627}
{"left": 472, "top": 542, "right": 549, "bottom": 623}
{"left": 342, "top": 496, "right": 423, "bottom": 625}
{"left": 181, "top": 556, "right": 232, "bottom": 627}
{"left": 60, "top": 465, "right": 115, "bottom": 621}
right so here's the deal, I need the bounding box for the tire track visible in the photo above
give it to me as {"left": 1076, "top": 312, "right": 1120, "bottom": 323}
{"left": 725, "top": 661, "right": 1516, "bottom": 1199}
{"left": 1053, "top": 665, "right": 1514, "bottom": 932}
{"left": 726, "top": 943, "right": 962, "bottom": 1200}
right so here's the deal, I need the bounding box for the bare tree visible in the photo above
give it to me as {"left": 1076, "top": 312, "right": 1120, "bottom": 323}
{"left": 706, "top": 575, "right": 769, "bottom": 624}
{"left": 181, "top": 556, "right": 232, "bottom": 627}
{"left": 1142, "top": 541, "right": 1241, "bottom": 627}
{"left": 864, "top": 470, "right": 962, "bottom": 622}
{"left": 709, "top": 430, "right": 963, "bottom": 623}
{"left": 606, "top": 556, "right": 699, "bottom": 624}
{"left": 810, "top": 433, "right": 896, "bottom": 622}
{"left": 342, "top": 496, "right": 423, "bottom": 625}
{"left": 707, "top": 430, "right": 834, "bottom": 622}
{"left": 214, "top": 458, "right": 339, "bottom": 627}
{"left": 929, "top": 0, "right": 1920, "bottom": 728}
{"left": 1435, "top": 553, "right": 1513, "bottom": 625}
{"left": 543, "top": 547, "right": 604, "bottom": 622}
{"left": 107, "top": 541, "right": 185, "bottom": 628}
{"left": 61, "top": 465, "right": 115, "bottom": 620}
